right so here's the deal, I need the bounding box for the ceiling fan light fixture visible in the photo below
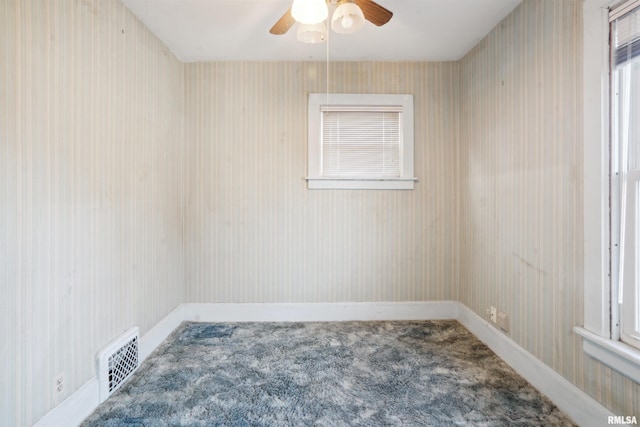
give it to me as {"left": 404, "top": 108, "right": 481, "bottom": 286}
{"left": 297, "top": 22, "right": 327, "bottom": 43}
{"left": 331, "top": 1, "right": 365, "bottom": 34}
{"left": 291, "top": 0, "right": 328, "bottom": 25}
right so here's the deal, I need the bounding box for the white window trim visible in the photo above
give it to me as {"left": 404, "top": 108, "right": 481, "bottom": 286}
{"left": 306, "top": 93, "right": 416, "bottom": 190}
{"left": 576, "top": 0, "right": 640, "bottom": 384}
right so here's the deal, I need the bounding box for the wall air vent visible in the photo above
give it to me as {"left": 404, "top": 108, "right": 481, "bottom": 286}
{"left": 96, "top": 327, "right": 139, "bottom": 403}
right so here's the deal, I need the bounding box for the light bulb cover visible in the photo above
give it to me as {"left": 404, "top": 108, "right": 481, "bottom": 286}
{"left": 331, "top": 1, "right": 365, "bottom": 34}
{"left": 297, "top": 22, "right": 327, "bottom": 43}
{"left": 292, "top": 0, "right": 328, "bottom": 25}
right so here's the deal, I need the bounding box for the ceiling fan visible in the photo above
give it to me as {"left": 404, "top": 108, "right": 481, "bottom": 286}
{"left": 270, "top": 0, "right": 393, "bottom": 43}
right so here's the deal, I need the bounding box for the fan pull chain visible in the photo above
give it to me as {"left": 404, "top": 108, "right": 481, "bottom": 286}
{"left": 325, "top": 20, "right": 330, "bottom": 106}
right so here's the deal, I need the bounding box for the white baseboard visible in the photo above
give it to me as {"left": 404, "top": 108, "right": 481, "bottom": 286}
{"left": 139, "top": 305, "right": 185, "bottom": 361}
{"left": 36, "top": 301, "right": 612, "bottom": 427}
{"left": 456, "top": 303, "right": 613, "bottom": 427}
{"left": 181, "top": 301, "right": 459, "bottom": 323}
{"left": 33, "top": 378, "right": 99, "bottom": 427}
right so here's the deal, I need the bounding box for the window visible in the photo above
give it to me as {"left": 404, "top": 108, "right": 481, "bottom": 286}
{"left": 575, "top": 0, "right": 640, "bottom": 384}
{"left": 306, "top": 94, "right": 416, "bottom": 190}
{"left": 612, "top": 1, "right": 640, "bottom": 349}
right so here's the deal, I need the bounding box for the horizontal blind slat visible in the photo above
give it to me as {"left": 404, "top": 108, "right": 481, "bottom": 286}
{"left": 613, "top": 4, "right": 640, "bottom": 67}
{"left": 321, "top": 109, "right": 401, "bottom": 178}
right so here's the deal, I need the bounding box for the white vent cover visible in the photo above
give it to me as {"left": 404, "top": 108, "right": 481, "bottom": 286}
{"left": 96, "top": 326, "right": 139, "bottom": 403}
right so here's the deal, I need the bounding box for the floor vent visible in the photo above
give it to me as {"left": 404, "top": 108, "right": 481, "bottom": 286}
{"left": 96, "top": 327, "right": 139, "bottom": 403}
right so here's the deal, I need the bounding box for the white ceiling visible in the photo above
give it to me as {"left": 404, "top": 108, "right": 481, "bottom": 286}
{"left": 121, "top": 0, "right": 522, "bottom": 62}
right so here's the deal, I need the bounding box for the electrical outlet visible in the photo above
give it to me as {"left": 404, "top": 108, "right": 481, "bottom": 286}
{"left": 53, "top": 372, "right": 64, "bottom": 397}
{"left": 490, "top": 306, "right": 497, "bottom": 323}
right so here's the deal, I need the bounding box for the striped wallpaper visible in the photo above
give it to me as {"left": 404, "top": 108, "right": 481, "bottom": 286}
{"left": 0, "top": 0, "right": 185, "bottom": 425}
{"left": 459, "top": 0, "right": 639, "bottom": 416}
{"left": 184, "top": 61, "right": 460, "bottom": 303}
{"left": 2, "top": 0, "right": 639, "bottom": 425}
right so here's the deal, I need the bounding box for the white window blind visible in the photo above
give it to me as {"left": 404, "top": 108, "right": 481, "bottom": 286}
{"left": 307, "top": 93, "right": 415, "bottom": 190}
{"left": 321, "top": 107, "right": 401, "bottom": 178}
{"left": 612, "top": 1, "right": 640, "bottom": 66}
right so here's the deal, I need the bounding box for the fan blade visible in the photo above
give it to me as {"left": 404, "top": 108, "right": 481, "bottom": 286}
{"left": 270, "top": 8, "right": 296, "bottom": 35}
{"left": 353, "top": 0, "right": 392, "bottom": 26}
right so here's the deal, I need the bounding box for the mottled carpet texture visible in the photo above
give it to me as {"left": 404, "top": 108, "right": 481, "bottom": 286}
{"left": 83, "top": 321, "right": 576, "bottom": 426}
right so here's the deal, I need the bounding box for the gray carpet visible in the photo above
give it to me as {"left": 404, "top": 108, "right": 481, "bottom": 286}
{"left": 82, "top": 320, "right": 576, "bottom": 426}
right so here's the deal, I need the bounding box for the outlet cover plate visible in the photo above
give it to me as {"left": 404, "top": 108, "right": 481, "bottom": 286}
{"left": 53, "top": 372, "right": 64, "bottom": 396}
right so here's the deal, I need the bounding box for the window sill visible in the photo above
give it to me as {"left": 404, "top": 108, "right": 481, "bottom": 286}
{"left": 306, "top": 177, "right": 417, "bottom": 190}
{"left": 574, "top": 326, "right": 640, "bottom": 383}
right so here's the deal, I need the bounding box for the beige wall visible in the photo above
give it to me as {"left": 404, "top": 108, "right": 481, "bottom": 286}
{"left": 2, "top": 0, "right": 638, "bottom": 425}
{"left": 0, "top": 1, "right": 185, "bottom": 425}
{"left": 184, "top": 62, "right": 460, "bottom": 303}
{"left": 459, "top": 0, "right": 639, "bottom": 416}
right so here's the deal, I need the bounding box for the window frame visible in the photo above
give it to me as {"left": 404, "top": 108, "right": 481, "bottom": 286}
{"left": 611, "top": 5, "right": 640, "bottom": 349}
{"left": 306, "top": 93, "right": 416, "bottom": 190}
{"left": 576, "top": 0, "right": 640, "bottom": 384}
